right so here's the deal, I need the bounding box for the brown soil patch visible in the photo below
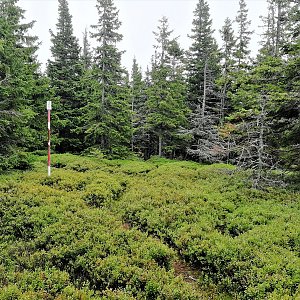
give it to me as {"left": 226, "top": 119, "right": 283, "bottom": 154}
{"left": 173, "top": 260, "right": 199, "bottom": 284}
{"left": 122, "top": 222, "right": 131, "bottom": 230}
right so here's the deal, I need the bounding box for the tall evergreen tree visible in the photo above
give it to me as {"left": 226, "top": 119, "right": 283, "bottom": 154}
{"left": 276, "top": 1, "right": 300, "bottom": 171}
{"left": 146, "top": 17, "right": 188, "bottom": 157}
{"left": 259, "top": 0, "right": 277, "bottom": 56}
{"left": 186, "top": 0, "right": 223, "bottom": 162}
{"left": 259, "top": 0, "right": 291, "bottom": 57}
{"left": 287, "top": 0, "right": 300, "bottom": 44}
{"left": 82, "top": 27, "right": 92, "bottom": 70}
{"left": 234, "top": 0, "right": 253, "bottom": 68}
{"left": 228, "top": 56, "right": 287, "bottom": 184}
{"left": 0, "top": 0, "right": 47, "bottom": 162}
{"left": 86, "top": 0, "right": 131, "bottom": 157}
{"left": 254, "top": 1, "right": 300, "bottom": 173}
{"left": 187, "top": 0, "right": 220, "bottom": 110}
{"left": 218, "top": 17, "right": 236, "bottom": 124}
{"left": 130, "top": 58, "right": 147, "bottom": 155}
{"left": 220, "top": 18, "right": 236, "bottom": 76}
{"left": 47, "top": 0, "right": 84, "bottom": 153}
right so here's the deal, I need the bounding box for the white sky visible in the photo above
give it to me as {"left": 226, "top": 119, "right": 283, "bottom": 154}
{"left": 19, "top": 0, "right": 268, "bottom": 73}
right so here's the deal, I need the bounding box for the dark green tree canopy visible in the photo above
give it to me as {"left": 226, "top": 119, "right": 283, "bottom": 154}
{"left": 47, "top": 0, "right": 85, "bottom": 153}
{"left": 47, "top": 0, "right": 82, "bottom": 88}
{"left": 234, "top": 0, "right": 253, "bottom": 68}
{"left": 0, "top": 0, "right": 42, "bottom": 157}
{"left": 82, "top": 27, "right": 93, "bottom": 70}
{"left": 85, "top": 0, "right": 131, "bottom": 157}
{"left": 146, "top": 17, "right": 189, "bottom": 157}
{"left": 187, "top": 0, "right": 220, "bottom": 109}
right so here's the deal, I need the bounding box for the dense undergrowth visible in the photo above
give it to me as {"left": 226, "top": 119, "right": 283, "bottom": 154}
{"left": 0, "top": 154, "right": 299, "bottom": 299}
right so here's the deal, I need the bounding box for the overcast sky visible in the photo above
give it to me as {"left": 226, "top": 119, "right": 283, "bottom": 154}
{"left": 19, "top": 0, "right": 268, "bottom": 73}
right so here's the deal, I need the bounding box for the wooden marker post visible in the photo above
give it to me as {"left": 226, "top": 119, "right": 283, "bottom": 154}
{"left": 47, "top": 101, "right": 52, "bottom": 176}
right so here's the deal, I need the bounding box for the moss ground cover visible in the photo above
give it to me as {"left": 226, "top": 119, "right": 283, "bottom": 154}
{"left": 0, "top": 154, "right": 299, "bottom": 299}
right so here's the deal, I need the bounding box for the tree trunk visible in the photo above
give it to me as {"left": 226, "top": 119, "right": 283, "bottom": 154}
{"left": 220, "top": 81, "right": 227, "bottom": 125}
{"left": 202, "top": 60, "right": 208, "bottom": 118}
{"left": 131, "top": 96, "right": 134, "bottom": 152}
{"left": 256, "top": 96, "right": 266, "bottom": 185}
{"left": 102, "top": 60, "right": 105, "bottom": 105}
{"left": 158, "top": 134, "right": 163, "bottom": 157}
{"left": 275, "top": 1, "right": 282, "bottom": 56}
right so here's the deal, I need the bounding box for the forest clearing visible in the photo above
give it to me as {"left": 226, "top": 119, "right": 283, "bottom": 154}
{"left": 0, "top": 154, "right": 299, "bottom": 299}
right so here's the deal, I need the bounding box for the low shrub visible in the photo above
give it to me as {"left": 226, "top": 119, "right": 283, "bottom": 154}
{"left": 1, "top": 154, "right": 299, "bottom": 299}
{"left": 0, "top": 152, "right": 34, "bottom": 172}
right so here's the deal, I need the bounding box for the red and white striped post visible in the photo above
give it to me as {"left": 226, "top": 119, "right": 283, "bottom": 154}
{"left": 47, "top": 101, "right": 52, "bottom": 176}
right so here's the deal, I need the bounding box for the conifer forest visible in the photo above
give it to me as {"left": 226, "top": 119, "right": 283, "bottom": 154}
{"left": 0, "top": 0, "right": 299, "bottom": 299}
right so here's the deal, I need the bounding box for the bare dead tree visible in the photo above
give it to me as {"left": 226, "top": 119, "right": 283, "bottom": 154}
{"left": 186, "top": 60, "right": 226, "bottom": 163}
{"left": 234, "top": 94, "right": 283, "bottom": 188}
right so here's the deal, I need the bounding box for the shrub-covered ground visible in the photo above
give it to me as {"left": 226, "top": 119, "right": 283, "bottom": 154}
{"left": 0, "top": 154, "right": 299, "bottom": 299}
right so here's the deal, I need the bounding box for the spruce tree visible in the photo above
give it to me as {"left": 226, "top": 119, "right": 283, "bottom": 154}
{"left": 82, "top": 27, "right": 93, "bottom": 70}
{"left": 47, "top": 0, "right": 84, "bottom": 153}
{"left": 0, "top": 0, "right": 47, "bottom": 162}
{"left": 259, "top": 0, "right": 291, "bottom": 57}
{"left": 146, "top": 17, "right": 188, "bottom": 157}
{"left": 87, "top": 0, "right": 131, "bottom": 157}
{"left": 273, "top": 0, "right": 291, "bottom": 55}
{"left": 287, "top": 0, "right": 300, "bottom": 45}
{"left": 255, "top": 1, "right": 299, "bottom": 172}
{"left": 130, "top": 58, "right": 147, "bottom": 154}
{"left": 276, "top": 1, "right": 300, "bottom": 171}
{"left": 187, "top": 0, "right": 220, "bottom": 110}
{"left": 218, "top": 17, "right": 236, "bottom": 124}
{"left": 234, "top": 0, "right": 254, "bottom": 69}
{"left": 228, "top": 56, "right": 287, "bottom": 185}
{"left": 186, "top": 0, "right": 223, "bottom": 162}
{"left": 259, "top": 0, "right": 277, "bottom": 56}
